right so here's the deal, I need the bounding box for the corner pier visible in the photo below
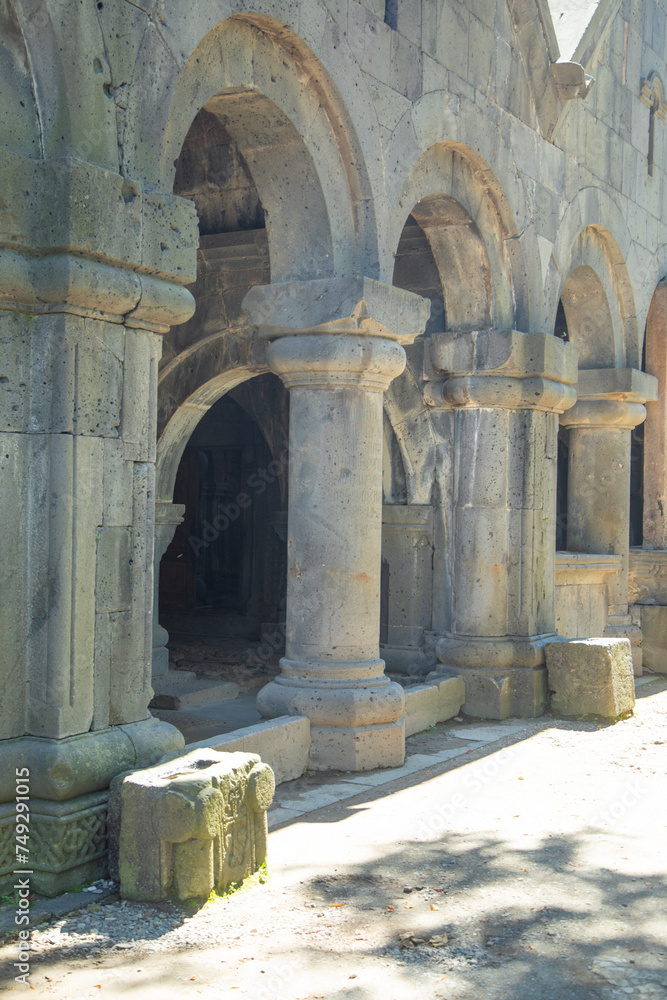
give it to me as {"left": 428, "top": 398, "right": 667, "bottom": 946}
{"left": 0, "top": 155, "right": 195, "bottom": 893}
{"left": 243, "top": 279, "right": 430, "bottom": 770}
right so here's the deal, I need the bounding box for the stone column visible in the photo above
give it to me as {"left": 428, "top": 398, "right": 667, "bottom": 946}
{"left": 152, "top": 502, "right": 186, "bottom": 678}
{"left": 0, "top": 154, "right": 197, "bottom": 894}
{"left": 243, "top": 279, "right": 430, "bottom": 771}
{"left": 559, "top": 369, "right": 658, "bottom": 673}
{"left": 426, "top": 330, "right": 578, "bottom": 718}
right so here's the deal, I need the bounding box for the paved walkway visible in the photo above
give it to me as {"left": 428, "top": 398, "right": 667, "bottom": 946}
{"left": 1, "top": 675, "right": 666, "bottom": 999}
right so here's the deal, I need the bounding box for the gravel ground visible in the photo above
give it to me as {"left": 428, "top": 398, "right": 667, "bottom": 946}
{"left": 1, "top": 677, "right": 666, "bottom": 999}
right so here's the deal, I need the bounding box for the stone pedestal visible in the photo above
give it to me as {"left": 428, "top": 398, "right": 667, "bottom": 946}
{"left": 0, "top": 153, "right": 196, "bottom": 893}
{"left": 426, "top": 330, "right": 578, "bottom": 718}
{"left": 243, "top": 278, "right": 429, "bottom": 770}
{"left": 112, "top": 749, "right": 274, "bottom": 902}
{"left": 560, "top": 369, "right": 657, "bottom": 676}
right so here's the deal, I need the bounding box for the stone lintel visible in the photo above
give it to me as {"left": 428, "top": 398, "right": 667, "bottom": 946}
{"left": 428, "top": 329, "right": 579, "bottom": 383}
{"left": 0, "top": 718, "right": 184, "bottom": 803}
{"left": 577, "top": 368, "right": 658, "bottom": 403}
{"left": 242, "top": 278, "right": 430, "bottom": 345}
{"left": 555, "top": 551, "right": 623, "bottom": 586}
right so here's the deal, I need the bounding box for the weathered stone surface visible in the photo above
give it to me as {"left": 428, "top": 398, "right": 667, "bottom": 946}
{"left": 115, "top": 749, "right": 275, "bottom": 902}
{"left": 555, "top": 553, "right": 622, "bottom": 639}
{"left": 5, "top": 0, "right": 667, "bottom": 891}
{"left": 638, "top": 606, "right": 667, "bottom": 675}
{"left": 182, "top": 716, "right": 311, "bottom": 785}
{"left": 545, "top": 639, "right": 635, "bottom": 719}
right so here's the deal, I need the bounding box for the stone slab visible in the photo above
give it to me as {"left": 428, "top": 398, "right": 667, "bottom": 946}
{"left": 546, "top": 638, "right": 635, "bottom": 719}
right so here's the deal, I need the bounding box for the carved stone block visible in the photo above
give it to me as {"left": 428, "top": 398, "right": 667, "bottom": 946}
{"left": 115, "top": 749, "right": 275, "bottom": 902}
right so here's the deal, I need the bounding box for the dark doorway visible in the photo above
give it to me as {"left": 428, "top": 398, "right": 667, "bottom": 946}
{"left": 160, "top": 376, "right": 288, "bottom": 640}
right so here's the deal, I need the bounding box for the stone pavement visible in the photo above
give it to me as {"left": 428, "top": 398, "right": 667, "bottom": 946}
{"left": 1, "top": 675, "right": 666, "bottom": 999}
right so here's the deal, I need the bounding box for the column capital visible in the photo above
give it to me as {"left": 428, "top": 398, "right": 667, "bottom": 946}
{"left": 560, "top": 368, "right": 658, "bottom": 429}
{"left": 424, "top": 330, "right": 578, "bottom": 413}
{"left": 242, "top": 277, "right": 430, "bottom": 345}
{"left": 266, "top": 333, "right": 406, "bottom": 391}
{"left": 0, "top": 152, "right": 197, "bottom": 332}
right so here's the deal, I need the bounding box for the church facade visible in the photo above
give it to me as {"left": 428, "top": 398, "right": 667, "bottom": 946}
{"left": 1, "top": 0, "right": 667, "bottom": 893}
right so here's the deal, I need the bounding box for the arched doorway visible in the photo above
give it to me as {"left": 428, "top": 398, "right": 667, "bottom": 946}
{"left": 159, "top": 375, "right": 288, "bottom": 643}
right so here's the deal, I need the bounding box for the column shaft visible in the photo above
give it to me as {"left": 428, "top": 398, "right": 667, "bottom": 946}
{"left": 427, "top": 331, "right": 578, "bottom": 718}
{"left": 242, "top": 278, "right": 431, "bottom": 771}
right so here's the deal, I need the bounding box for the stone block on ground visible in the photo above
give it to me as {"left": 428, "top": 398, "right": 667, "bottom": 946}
{"left": 115, "top": 749, "right": 275, "bottom": 902}
{"left": 546, "top": 638, "right": 635, "bottom": 719}
{"left": 435, "top": 676, "right": 466, "bottom": 721}
{"left": 404, "top": 684, "right": 438, "bottom": 736}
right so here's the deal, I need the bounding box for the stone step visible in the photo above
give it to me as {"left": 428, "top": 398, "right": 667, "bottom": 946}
{"left": 150, "top": 671, "right": 240, "bottom": 710}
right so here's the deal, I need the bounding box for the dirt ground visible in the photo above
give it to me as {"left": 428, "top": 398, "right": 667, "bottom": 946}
{"left": 2, "top": 677, "right": 666, "bottom": 1000}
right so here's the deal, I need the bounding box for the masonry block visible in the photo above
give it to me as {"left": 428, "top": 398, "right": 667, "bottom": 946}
{"left": 546, "top": 638, "right": 635, "bottom": 719}
{"left": 115, "top": 749, "right": 275, "bottom": 902}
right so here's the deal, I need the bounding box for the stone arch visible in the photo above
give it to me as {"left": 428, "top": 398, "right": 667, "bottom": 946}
{"left": 156, "top": 352, "right": 270, "bottom": 504}
{"left": 548, "top": 189, "right": 638, "bottom": 367}
{"left": 124, "top": 13, "right": 378, "bottom": 280}
{"left": 388, "top": 142, "right": 524, "bottom": 332}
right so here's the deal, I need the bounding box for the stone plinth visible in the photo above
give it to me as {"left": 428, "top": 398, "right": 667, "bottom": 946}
{"left": 545, "top": 638, "right": 635, "bottom": 719}
{"left": 113, "top": 749, "right": 275, "bottom": 902}
{"left": 555, "top": 552, "right": 622, "bottom": 638}
{"left": 426, "top": 330, "right": 578, "bottom": 718}
{"left": 243, "top": 279, "right": 430, "bottom": 771}
{"left": 0, "top": 719, "right": 184, "bottom": 896}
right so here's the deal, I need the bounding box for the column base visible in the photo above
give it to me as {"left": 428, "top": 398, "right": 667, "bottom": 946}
{"left": 604, "top": 616, "right": 643, "bottom": 676}
{"left": 433, "top": 633, "right": 556, "bottom": 718}
{"left": 428, "top": 666, "right": 547, "bottom": 719}
{"left": 0, "top": 719, "right": 184, "bottom": 897}
{"left": 308, "top": 720, "right": 405, "bottom": 771}
{"left": 0, "top": 791, "right": 109, "bottom": 897}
